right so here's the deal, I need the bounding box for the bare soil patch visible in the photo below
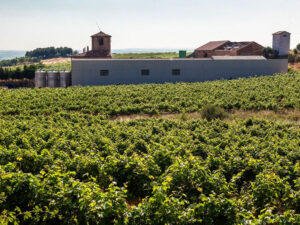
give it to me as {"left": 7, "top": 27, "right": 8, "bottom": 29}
{"left": 41, "top": 57, "right": 71, "bottom": 65}
{"left": 112, "top": 110, "right": 300, "bottom": 123}
{"left": 289, "top": 62, "right": 300, "bottom": 71}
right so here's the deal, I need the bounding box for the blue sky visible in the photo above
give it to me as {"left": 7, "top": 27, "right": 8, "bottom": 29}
{"left": 0, "top": 0, "right": 299, "bottom": 50}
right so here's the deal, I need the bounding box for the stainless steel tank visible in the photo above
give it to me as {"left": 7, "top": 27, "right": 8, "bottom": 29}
{"left": 35, "top": 70, "right": 47, "bottom": 88}
{"left": 59, "top": 71, "right": 72, "bottom": 87}
{"left": 47, "top": 70, "right": 59, "bottom": 88}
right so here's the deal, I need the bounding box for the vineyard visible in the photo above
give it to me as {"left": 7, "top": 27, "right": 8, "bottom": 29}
{"left": 0, "top": 72, "right": 299, "bottom": 224}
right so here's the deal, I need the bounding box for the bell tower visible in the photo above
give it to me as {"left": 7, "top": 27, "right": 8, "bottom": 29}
{"left": 91, "top": 31, "right": 112, "bottom": 57}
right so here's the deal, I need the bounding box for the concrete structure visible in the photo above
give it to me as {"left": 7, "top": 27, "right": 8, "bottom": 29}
{"left": 71, "top": 58, "right": 288, "bottom": 86}
{"left": 191, "top": 41, "right": 264, "bottom": 58}
{"left": 211, "top": 56, "right": 266, "bottom": 60}
{"left": 273, "top": 31, "right": 291, "bottom": 56}
{"left": 72, "top": 31, "right": 112, "bottom": 59}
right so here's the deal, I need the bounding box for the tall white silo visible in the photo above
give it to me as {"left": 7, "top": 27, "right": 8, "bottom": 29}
{"left": 273, "top": 31, "right": 291, "bottom": 56}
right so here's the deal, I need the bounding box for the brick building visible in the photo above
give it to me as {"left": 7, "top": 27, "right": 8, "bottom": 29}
{"left": 190, "top": 41, "right": 264, "bottom": 58}
{"left": 72, "top": 31, "right": 112, "bottom": 59}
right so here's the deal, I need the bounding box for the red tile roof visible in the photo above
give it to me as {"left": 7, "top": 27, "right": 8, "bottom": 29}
{"left": 71, "top": 50, "right": 111, "bottom": 58}
{"left": 273, "top": 31, "right": 290, "bottom": 35}
{"left": 91, "top": 31, "right": 111, "bottom": 38}
{"left": 195, "top": 41, "right": 230, "bottom": 51}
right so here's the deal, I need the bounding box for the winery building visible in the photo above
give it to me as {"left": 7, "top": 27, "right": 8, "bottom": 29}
{"left": 189, "top": 41, "right": 264, "bottom": 58}
{"left": 35, "top": 31, "right": 290, "bottom": 87}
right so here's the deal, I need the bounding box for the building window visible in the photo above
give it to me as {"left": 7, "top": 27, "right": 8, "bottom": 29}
{"left": 141, "top": 69, "right": 150, "bottom": 76}
{"left": 99, "top": 37, "right": 104, "bottom": 46}
{"left": 172, "top": 69, "right": 181, "bottom": 76}
{"left": 100, "top": 70, "right": 109, "bottom": 76}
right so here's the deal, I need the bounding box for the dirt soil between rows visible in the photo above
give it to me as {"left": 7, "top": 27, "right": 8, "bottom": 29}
{"left": 111, "top": 110, "right": 300, "bottom": 123}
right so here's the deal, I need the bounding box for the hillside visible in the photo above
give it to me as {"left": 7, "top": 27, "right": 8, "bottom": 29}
{"left": 0, "top": 72, "right": 299, "bottom": 224}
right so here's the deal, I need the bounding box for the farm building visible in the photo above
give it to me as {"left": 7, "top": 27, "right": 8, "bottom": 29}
{"left": 273, "top": 31, "right": 291, "bottom": 56}
{"left": 72, "top": 31, "right": 112, "bottom": 59}
{"left": 35, "top": 31, "right": 291, "bottom": 87}
{"left": 71, "top": 57, "right": 287, "bottom": 86}
{"left": 189, "top": 41, "right": 264, "bottom": 58}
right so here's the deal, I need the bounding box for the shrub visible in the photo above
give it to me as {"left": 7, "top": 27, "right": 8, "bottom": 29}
{"left": 293, "top": 49, "right": 298, "bottom": 55}
{"left": 263, "top": 47, "right": 278, "bottom": 59}
{"left": 201, "top": 105, "right": 227, "bottom": 121}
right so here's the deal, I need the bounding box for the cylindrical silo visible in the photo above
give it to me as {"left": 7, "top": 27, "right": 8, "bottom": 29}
{"left": 59, "top": 71, "right": 72, "bottom": 87}
{"left": 47, "top": 70, "right": 59, "bottom": 88}
{"left": 35, "top": 71, "right": 40, "bottom": 87}
{"left": 35, "top": 70, "right": 47, "bottom": 88}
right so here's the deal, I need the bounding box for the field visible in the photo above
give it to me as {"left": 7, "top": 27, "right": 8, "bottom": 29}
{"left": 0, "top": 53, "right": 187, "bottom": 80}
{"left": 0, "top": 72, "right": 299, "bottom": 224}
{"left": 42, "top": 52, "right": 183, "bottom": 71}
{"left": 112, "top": 52, "right": 181, "bottom": 59}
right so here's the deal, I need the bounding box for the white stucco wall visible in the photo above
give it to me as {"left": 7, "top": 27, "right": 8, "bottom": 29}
{"left": 71, "top": 58, "right": 288, "bottom": 86}
{"left": 273, "top": 33, "right": 291, "bottom": 56}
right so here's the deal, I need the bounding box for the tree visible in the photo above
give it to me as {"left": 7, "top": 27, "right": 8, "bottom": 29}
{"left": 0, "top": 67, "right": 5, "bottom": 80}
{"left": 293, "top": 49, "right": 298, "bottom": 55}
{"left": 25, "top": 47, "right": 75, "bottom": 59}
{"left": 297, "top": 43, "right": 300, "bottom": 51}
{"left": 263, "top": 47, "right": 279, "bottom": 59}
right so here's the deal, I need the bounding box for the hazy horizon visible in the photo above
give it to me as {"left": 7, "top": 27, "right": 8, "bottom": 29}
{"left": 0, "top": 48, "right": 196, "bottom": 61}
{"left": 1, "top": 0, "right": 299, "bottom": 51}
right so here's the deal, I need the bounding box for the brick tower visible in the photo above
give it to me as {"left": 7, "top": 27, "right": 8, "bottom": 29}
{"left": 91, "top": 31, "right": 112, "bottom": 56}
{"left": 72, "top": 31, "right": 112, "bottom": 58}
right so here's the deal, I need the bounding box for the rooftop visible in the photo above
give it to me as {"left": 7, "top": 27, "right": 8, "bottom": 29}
{"left": 212, "top": 56, "right": 266, "bottom": 60}
{"left": 195, "top": 41, "right": 230, "bottom": 51}
{"left": 218, "top": 42, "right": 251, "bottom": 51}
{"left": 71, "top": 57, "right": 267, "bottom": 61}
{"left": 91, "top": 31, "right": 112, "bottom": 38}
{"left": 72, "top": 50, "right": 111, "bottom": 59}
{"left": 273, "top": 31, "right": 291, "bottom": 35}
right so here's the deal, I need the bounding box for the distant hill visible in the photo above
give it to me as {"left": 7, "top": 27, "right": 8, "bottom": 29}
{"left": 0, "top": 50, "right": 26, "bottom": 60}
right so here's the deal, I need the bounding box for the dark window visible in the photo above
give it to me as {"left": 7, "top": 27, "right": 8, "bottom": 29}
{"left": 99, "top": 38, "right": 104, "bottom": 46}
{"left": 100, "top": 70, "right": 109, "bottom": 76}
{"left": 141, "top": 69, "right": 150, "bottom": 76}
{"left": 172, "top": 69, "right": 180, "bottom": 76}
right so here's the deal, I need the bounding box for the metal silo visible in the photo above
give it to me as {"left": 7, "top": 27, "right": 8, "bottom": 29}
{"left": 35, "top": 70, "right": 47, "bottom": 88}
{"left": 47, "top": 70, "right": 59, "bottom": 88}
{"left": 59, "top": 70, "right": 72, "bottom": 87}
{"left": 35, "top": 70, "right": 40, "bottom": 87}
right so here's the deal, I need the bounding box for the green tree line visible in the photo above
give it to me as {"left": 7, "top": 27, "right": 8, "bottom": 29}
{"left": 0, "top": 57, "right": 40, "bottom": 67}
{"left": 25, "top": 47, "right": 77, "bottom": 59}
{"left": 0, "top": 64, "right": 42, "bottom": 80}
{"left": 0, "top": 47, "right": 77, "bottom": 67}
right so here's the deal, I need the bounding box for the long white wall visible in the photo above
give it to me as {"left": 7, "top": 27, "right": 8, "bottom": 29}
{"left": 71, "top": 58, "right": 288, "bottom": 86}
